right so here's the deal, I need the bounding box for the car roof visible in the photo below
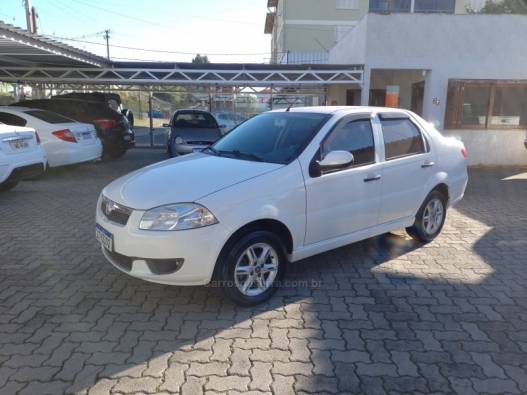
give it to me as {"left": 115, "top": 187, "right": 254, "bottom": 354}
{"left": 0, "top": 106, "right": 31, "bottom": 112}
{"left": 270, "top": 106, "right": 412, "bottom": 116}
{"left": 176, "top": 109, "right": 213, "bottom": 114}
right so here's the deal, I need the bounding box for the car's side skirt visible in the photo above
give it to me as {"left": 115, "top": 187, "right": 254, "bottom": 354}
{"left": 290, "top": 216, "right": 414, "bottom": 263}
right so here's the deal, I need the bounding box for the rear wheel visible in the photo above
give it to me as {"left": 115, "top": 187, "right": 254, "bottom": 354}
{"left": 106, "top": 145, "right": 126, "bottom": 159}
{"left": 218, "top": 231, "right": 286, "bottom": 306}
{"left": 0, "top": 179, "right": 19, "bottom": 192}
{"left": 406, "top": 190, "right": 447, "bottom": 242}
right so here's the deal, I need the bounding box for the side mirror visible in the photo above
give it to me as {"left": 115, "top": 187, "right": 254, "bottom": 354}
{"left": 318, "top": 150, "right": 354, "bottom": 170}
{"left": 162, "top": 123, "right": 170, "bottom": 128}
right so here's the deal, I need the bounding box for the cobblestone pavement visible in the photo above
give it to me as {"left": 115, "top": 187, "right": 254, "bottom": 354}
{"left": 1, "top": 149, "right": 527, "bottom": 395}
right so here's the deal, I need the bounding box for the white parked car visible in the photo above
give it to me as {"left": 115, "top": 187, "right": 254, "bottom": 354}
{"left": 0, "top": 123, "right": 47, "bottom": 191}
{"left": 96, "top": 107, "right": 468, "bottom": 305}
{"left": 0, "top": 107, "right": 102, "bottom": 168}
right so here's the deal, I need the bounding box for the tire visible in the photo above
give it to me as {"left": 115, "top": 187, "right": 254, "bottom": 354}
{"left": 406, "top": 190, "right": 447, "bottom": 243}
{"left": 106, "top": 145, "right": 126, "bottom": 159}
{"left": 217, "top": 231, "right": 287, "bottom": 306}
{"left": 167, "top": 143, "right": 174, "bottom": 158}
{"left": 0, "top": 179, "right": 19, "bottom": 192}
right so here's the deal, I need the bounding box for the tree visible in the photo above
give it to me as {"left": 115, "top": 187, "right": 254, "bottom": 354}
{"left": 467, "top": 0, "right": 527, "bottom": 13}
{"left": 192, "top": 54, "right": 210, "bottom": 64}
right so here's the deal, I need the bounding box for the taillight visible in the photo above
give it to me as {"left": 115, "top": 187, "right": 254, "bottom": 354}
{"left": 93, "top": 119, "right": 117, "bottom": 130}
{"left": 35, "top": 131, "right": 41, "bottom": 145}
{"left": 461, "top": 147, "right": 468, "bottom": 158}
{"left": 52, "top": 129, "right": 77, "bottom": 143}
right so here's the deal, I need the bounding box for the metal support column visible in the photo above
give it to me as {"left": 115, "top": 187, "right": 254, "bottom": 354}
{"left": 148, "top": 91, "right": 154, "bottom": 147}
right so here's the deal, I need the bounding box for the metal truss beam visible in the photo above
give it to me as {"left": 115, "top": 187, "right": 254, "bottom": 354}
{"left": 0, "top": 66, "right": 363, "bottom": 87}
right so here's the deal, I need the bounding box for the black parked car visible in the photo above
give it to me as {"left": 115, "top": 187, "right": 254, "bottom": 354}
{"left": 12, "top": 98, "right": 135, "bottom": 158}
{"left": 165, "top": 109, "right": 223, "bottom": 157}
{"left": 52, "top": 92, "right": 134, "bottom": 128}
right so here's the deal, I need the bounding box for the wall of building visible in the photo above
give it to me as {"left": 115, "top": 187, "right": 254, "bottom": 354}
{"left": 444, "top": 129, "right": 527, "bottom": 166}
{"left": 329, "top": 13, "right": 527, "bottom": 165}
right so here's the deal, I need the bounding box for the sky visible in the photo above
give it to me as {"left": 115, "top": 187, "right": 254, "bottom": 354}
{"left": 0, "top": 0, "right": 271, "bottom": 63}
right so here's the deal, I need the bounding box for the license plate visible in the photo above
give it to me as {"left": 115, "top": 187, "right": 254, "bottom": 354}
{"left": 95, "top": 224, "right": 113, "bottom": 251}
{"left": 82, "top": 132, "right": 92, "bottom": 140}
{"left": 9, "top": 139, "right": 29, "bottom": 150}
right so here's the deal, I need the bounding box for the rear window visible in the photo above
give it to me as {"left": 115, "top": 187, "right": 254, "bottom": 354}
{"left": 174, "top": 112, "right": 218, "bottom": 128}
{"left": 25, "top": 110, "right": 74, "bottom": 124}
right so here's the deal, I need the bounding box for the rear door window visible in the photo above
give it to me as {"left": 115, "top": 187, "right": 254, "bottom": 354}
{"left": 380, "top": 118, "right": 426, "bottom": 160}
{"left": 25, "top": 110, "right": 74, "bottom": 124}
{"left": 0, "top": 112, "right": 27, "bottom": 126}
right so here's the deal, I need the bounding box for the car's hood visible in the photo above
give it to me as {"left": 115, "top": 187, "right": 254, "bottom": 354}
{"left": 103, "top": 153, "right": 283, "bottom": 210}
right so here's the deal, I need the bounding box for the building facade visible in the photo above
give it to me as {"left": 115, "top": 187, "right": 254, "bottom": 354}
{"left": 265, "top": 1, "right": 527, "bottom": 166}
{"left": 265, "top": 0, "right": 482, "bottom": 64}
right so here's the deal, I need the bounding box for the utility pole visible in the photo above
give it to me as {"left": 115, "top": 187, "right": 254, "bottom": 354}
{"left": 31, "top": 6, "right": 38, "bottom": 34}
{"left": 103, "top": 29, "right": 111, "bottom": 60}
{"left": 23, "top": 0, "right": 34, "bottom": 33}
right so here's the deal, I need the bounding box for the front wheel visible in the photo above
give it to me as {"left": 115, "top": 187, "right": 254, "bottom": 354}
{"left": 217, "top": 231, "right": 286, "bottom": 306}
{"left": 406, "top": 190, "right": 447, "bottom": 243}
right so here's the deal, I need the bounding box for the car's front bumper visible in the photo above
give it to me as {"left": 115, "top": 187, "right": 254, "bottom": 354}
{"left": 96, "top": 202, "right": 230, "bottom": 286}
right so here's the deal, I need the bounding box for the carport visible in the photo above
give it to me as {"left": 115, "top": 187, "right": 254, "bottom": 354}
{"left": 0, "top": 21, "right": 364, "bottom": 146}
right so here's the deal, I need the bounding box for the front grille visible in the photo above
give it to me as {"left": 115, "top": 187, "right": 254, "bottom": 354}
{"left": 106, "top": 249, "right": 133, "bottom": 272}
{"left": 101, "top": 196, "right": 132, "bottom": 225}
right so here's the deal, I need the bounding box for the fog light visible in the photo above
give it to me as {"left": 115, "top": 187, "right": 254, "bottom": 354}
{"left": 145, "top": 258, "right": 184, "bottom": 275}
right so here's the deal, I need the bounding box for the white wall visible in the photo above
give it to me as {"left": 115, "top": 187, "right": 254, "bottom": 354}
{"left": 329, "top": 14, "right": 527, "bottom": 165}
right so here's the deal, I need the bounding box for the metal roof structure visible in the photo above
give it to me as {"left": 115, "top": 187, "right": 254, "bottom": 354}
{"left": 0, "top": 21, "right": 107, "bottom": 68}
{"left": 0, "top": 21, "right": 363, "bottom": 88}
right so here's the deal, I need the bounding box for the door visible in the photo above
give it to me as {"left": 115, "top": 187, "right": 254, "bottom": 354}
{"left": 377, "top": 113, "right": 435, "bottom": 224}
{"left": 411, "top": 81, "right": 425, "bottom": 116}
{"left": 304, "top": 116, "right": 383, "bottom": 245}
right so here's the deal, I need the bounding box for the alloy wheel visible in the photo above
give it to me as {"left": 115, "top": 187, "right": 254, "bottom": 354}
{"left": 234, "top": 242, "right": 279, "bottom": 296}
{"left": 422, "top": 197, "right": 444, "bottom": 236}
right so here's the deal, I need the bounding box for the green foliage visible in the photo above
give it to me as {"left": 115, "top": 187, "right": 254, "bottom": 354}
{"left": 467, "top": 0, "right": 527, "bottom": 13}
{"left": 192, "top": 54, "right": 210, "bottom": 64}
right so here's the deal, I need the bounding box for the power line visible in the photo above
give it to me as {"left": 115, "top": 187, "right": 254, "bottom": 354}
{"left": 70, "top": 0, "right": 264, "bottom": 27}
{"left": 44, "top": 34, "right": 283, "bottom": 56}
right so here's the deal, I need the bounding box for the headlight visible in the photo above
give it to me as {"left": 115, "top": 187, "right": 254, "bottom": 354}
{"left": 175, "top": 136, "right": 184, "bottom": 144}
{"left": 139, "top": 203, "right": 218, "bottom": 231}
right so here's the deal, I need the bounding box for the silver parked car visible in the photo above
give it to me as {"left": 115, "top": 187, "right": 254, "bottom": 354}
{"left": 165, "top": 110, "right": 223, "bottom": 157}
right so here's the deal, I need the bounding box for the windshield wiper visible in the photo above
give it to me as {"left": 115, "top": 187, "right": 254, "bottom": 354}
{"left": 218, "top": 149, "right": 263, "bottom": 162}
{"left": 202, "top": 146, "right": 220, "bottom": 156}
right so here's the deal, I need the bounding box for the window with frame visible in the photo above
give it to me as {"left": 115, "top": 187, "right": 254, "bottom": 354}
{"left": 321, "top": 119, "right": 375, "bottom": 167}
{"left": 337, "top": 0, "right": 359, "bottom": 9}
{"left": 445, "top": 80, "right": 527, "bottom": 129}
{"left": 0, "top": 112, "right": 27, "bottom": 127}
{"left": 380, "top": 117, "right": 426, "bottom": 160}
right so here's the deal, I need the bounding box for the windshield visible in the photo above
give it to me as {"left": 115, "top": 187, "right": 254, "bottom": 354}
{"left": 209, "top": 112, "right": 330, "bottom": 164}
{"left": 25, "top": 109, "right": 75, "bottom": 124}
{"left": 173, "top": 112, "right": 218, "bottom": 129}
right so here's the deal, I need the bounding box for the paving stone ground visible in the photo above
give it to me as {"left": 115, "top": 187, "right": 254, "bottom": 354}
{"left": 1, "top": 148, "right": 527, "bottom": 395}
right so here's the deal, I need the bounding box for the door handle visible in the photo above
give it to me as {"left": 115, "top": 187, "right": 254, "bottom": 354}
{"left": 364, "top": 174, "right": 381, "bottom": 182}
{"left": 421, "top": 161, "right": 435, "bottom": 168}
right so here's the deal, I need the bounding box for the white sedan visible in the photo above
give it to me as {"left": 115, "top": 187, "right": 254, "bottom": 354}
{"left": 0, "top": 123, "right": 47, "bottom": 191}
{"left": 96, "top": 107, "right": 468, "bottom": 305}
{"left": 0, "top": 107, "right": 102, "bottom": 167}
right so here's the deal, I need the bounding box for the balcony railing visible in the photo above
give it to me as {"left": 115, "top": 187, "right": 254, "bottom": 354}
{"left": 369, "top": 0, "right": 455, "bottom": 13}
{"left": 280, "top": 51, "right": 329, "bottom": 65}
